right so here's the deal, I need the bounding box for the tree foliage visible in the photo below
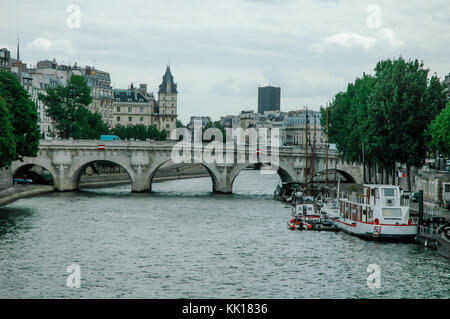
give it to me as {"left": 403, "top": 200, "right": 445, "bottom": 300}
{"left": 0, "top": 98, "right": 16, "bottom": 167}
{"left": 0, "top": 71, "right": 40, "bottom": 163}
{"left": 323, "top": 57, "right": 447, "bottom": 173}
{"left": 427, "top": 103, "right": 450, "bottom": 157}
{"left": 112, "top": 124, "right": 167, "bottom": 141}
{"left": 176, "top": 119, "right": 184, "bottom": 128}
{"left": 202, "top": 120, "right": 226, "bottom": 142}
{"left": 38, "top": 75, "right": 109, "bottom": 139}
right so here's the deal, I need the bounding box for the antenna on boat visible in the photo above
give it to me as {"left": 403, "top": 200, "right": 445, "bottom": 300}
{"left": 311, "top": 111, "right": 316, "bottom": 192}
{"left": 325, "top": 105, "right": 329, "bottom": 189}
{"left": 305, "top": 106, "right": 309, "bottom": 191}
{"left": 337, "top": 179, "right": 341, "bottom": 200}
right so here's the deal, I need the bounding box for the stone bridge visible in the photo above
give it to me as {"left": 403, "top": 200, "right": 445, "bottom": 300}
{"left": 11, "top": 140, "right": 363, "bottom": 193}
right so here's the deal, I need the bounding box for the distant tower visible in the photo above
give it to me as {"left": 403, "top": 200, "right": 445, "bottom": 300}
{"left": 258, "top": 86, "right": 280, "bottom": 114}
{"left": 17, "top": 34, "right": 20, "bottom": 61}
{"left": 157, "top": 65, "right": 178, "bottom": 134}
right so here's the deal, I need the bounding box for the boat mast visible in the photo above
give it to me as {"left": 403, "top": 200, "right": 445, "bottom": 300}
{"left": 311, "top": 112, "right": 316, "bottom": 192}
{"left": 304, "top": 107, "right": 309, "bottom": 190}
{"left": 325, "top": 105, "right": 329, "bottom": 189}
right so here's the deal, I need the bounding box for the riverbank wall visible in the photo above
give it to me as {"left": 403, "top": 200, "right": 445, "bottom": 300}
{"left": 0, "top": 185, "right": 54, "bottom": 207}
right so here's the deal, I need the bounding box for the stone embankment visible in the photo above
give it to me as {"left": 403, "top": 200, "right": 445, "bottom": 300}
{"left": 0, "top": 185, "right": 54, "bottom": 207}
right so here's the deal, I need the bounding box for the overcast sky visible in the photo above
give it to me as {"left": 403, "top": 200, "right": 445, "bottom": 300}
{"left": 1, "top": 0, "right": 449, "bottom": 123}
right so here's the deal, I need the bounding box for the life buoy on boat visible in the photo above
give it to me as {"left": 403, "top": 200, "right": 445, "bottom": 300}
{"left": 408, "top": 219, "right": 412, "bottom": 225}
{"left": 307, "top": 224, "right": 312, "bottom": 230}
{"left": 290, "top": 218, "right": 295, "bottom": 223}
{"left": 374, "top": 218, "right": 379, "bottom": 225}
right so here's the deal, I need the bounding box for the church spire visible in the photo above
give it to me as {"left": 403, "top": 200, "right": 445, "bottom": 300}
{"left": 17, "top": 33, "right": 20, "bottom": 61}
{"left": 158, "top": 65, "right": 177, "bottom": 94}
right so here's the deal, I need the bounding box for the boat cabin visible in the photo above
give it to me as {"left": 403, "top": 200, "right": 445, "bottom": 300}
{"left": 339, "top": 184, "right": 412, "bottom": 225}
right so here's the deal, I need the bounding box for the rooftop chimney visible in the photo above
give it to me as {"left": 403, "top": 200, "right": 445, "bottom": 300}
{"left": 139, "top": 83, "right": 147, "bottom": 96}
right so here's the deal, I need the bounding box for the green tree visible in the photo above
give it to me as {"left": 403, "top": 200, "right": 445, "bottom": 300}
{"left": 176, "top": 119, "right": 184, "bottom": 128}
{"left": 366, "top": 58, "right": 446, "bottom": 186}
{"left": 0, "top": 98, "right": 16, "bottom": 167}
{"left": 39, "top": 75, "right": 93, "bottom": 139}
{"left": 324, "top": 58, "right": 446, "bottom": 186}
{"left": 0, "top": 71, "right": 40, "bottom": 161}
{"left": 427, "top": 103, "right": 450, "bottom": 157}
{"left": 112, "top": 124, "right": 168, "bottom": 141}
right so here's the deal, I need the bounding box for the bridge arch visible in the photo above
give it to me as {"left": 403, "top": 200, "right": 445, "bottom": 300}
{"left": 12, "top": 163, "right": 56, "bottom": 186}
{"left": 229, "top": 161, "right": 296, "bottom": 193}
{"left": 308, "top": 169, "right": 356, "bottom": 184}
{"left": 146, "top": 159, "right": 219, "bottom": 193}
{"left": 68, "top": 159, "right": 135, "bottom": 191}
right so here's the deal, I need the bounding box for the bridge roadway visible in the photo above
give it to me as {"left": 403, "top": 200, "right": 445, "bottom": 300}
{"left": 11, "top": 139, "right": 363, "bottom": 194}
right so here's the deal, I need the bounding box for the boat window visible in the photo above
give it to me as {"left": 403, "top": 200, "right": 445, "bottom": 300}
{"left": 382, "top": 208, "right": 402, "bottom": 218}
{"left": 383, "top": 188, "right": 396, "bottom": 197}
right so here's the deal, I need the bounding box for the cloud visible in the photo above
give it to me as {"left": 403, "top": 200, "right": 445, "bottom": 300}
{"left": 325, "top": 32, "right": 377, "bottom": 50}
{"left": 26, "top": 38, "right": 77, "bottom": 55}
{"left": 310, "top": 28, "right": 402, "bottom": 53}
{"left": 1, "top": 0, "right": 449, "bottom": 123}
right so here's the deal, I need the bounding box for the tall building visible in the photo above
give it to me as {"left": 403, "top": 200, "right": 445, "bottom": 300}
{"left": 258, "top": 86, "right": 280, "bottom": 114}
{"left": 282, "top": 110, "right": 324, "bottom": 147}
{"left": 156, "top": 65, "right": 178, "bottom": 133}
{"left": 112, "top": 83, "right": 156, "bottom": 127}
{"left": 28, "top": 59, "right": 80, "bottom": 137}
{"left": 0, "top": 48, "right": 11, "bottom": 71}
{"left": 444, "top": 73, "right": 450, "bottom": 100}
{"left": 82, "top": 66, "right": 114, "bottom": 126}
{"left": 112, "top": 66, "right": 179, "bottom": 136}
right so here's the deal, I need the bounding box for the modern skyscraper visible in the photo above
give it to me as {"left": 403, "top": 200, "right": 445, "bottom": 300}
{"left": 258, "top": 85, "right": 280, "bottom": 114}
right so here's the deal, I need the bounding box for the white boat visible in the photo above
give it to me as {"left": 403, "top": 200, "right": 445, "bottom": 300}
{"left": 333, "top": 184, "right": 418, "bottom": 241}
{"left": 291, "top": 196, "right": 321, "bottom": 223}
{"left": 320, "top": 199, "right": 339, "bottom": 220}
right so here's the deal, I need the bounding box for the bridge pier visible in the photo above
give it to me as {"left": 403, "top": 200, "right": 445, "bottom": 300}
{"left": 131, "top": 179, "right": 150, "bottom": 193}
{"left": 213, "top": 180, "right": 233, "bottom": 194}
{"left": 208, "top": 163, "right": 233, "bottom": 194}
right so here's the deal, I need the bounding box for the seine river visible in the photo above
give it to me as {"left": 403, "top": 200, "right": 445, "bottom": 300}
{"left": 0, "top": 170, "right": 448, "bottom": 298}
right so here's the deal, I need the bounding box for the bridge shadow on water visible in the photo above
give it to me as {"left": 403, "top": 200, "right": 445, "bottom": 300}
{"left": 0, "top": 206, "right": 37, "bottom": 239}
{"left": 77, "top": 170, "right": 281, "bottom": 200}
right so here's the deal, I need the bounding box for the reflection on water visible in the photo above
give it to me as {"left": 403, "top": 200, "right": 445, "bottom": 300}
{"left": 0, "top": 170, "right": 448, "bottom": 298}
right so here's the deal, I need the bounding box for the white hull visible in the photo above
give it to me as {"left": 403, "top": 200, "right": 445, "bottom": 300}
{"left": 334, "top": 217, "right": 418, "bottom": 241}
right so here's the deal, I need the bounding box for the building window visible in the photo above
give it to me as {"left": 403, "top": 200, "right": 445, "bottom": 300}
{"left": 128, "top": 117, "right": 132, "bottom": 122}
{"left": 128, "top": 107, "right": 132, "bottom": 112}
{"left": 140, "top": 107, "right": 144, "bottom": 113}
{"left": 171, "top": 118, "right": 174, "bottom": 122}
{"left": 128, "top": 98, "right": 131, "bottom": 102}
{"left": 117, "top": 116, "right": 120, "bottom": 122}
{"left": 117, "top": 107, "right": 121, "bottom": 112}
{"left": 166, "top": 124, "right": 170, "bottom": 129}
{"left": 140, "top": 117, "right": 144, "bottom": 122}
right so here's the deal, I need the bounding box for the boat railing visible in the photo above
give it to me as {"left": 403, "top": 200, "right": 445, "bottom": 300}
{"left": 346, "top": 193, "right": 366, "bottom": 204}
{"left": 424, "top": 207, "right": 450, "bottom": 220}
{"left": 410, "top": 216, "right": 419, "bottom": 224}
{"left": 418, "top": 225, "right": 437, "bottom": 239}
{"left": 401, "top": 197, "right": 411, "bottom": 207}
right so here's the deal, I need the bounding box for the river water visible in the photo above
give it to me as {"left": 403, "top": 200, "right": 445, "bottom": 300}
{"left": 0, "top": 170, "right": 448, "bottom": 298}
